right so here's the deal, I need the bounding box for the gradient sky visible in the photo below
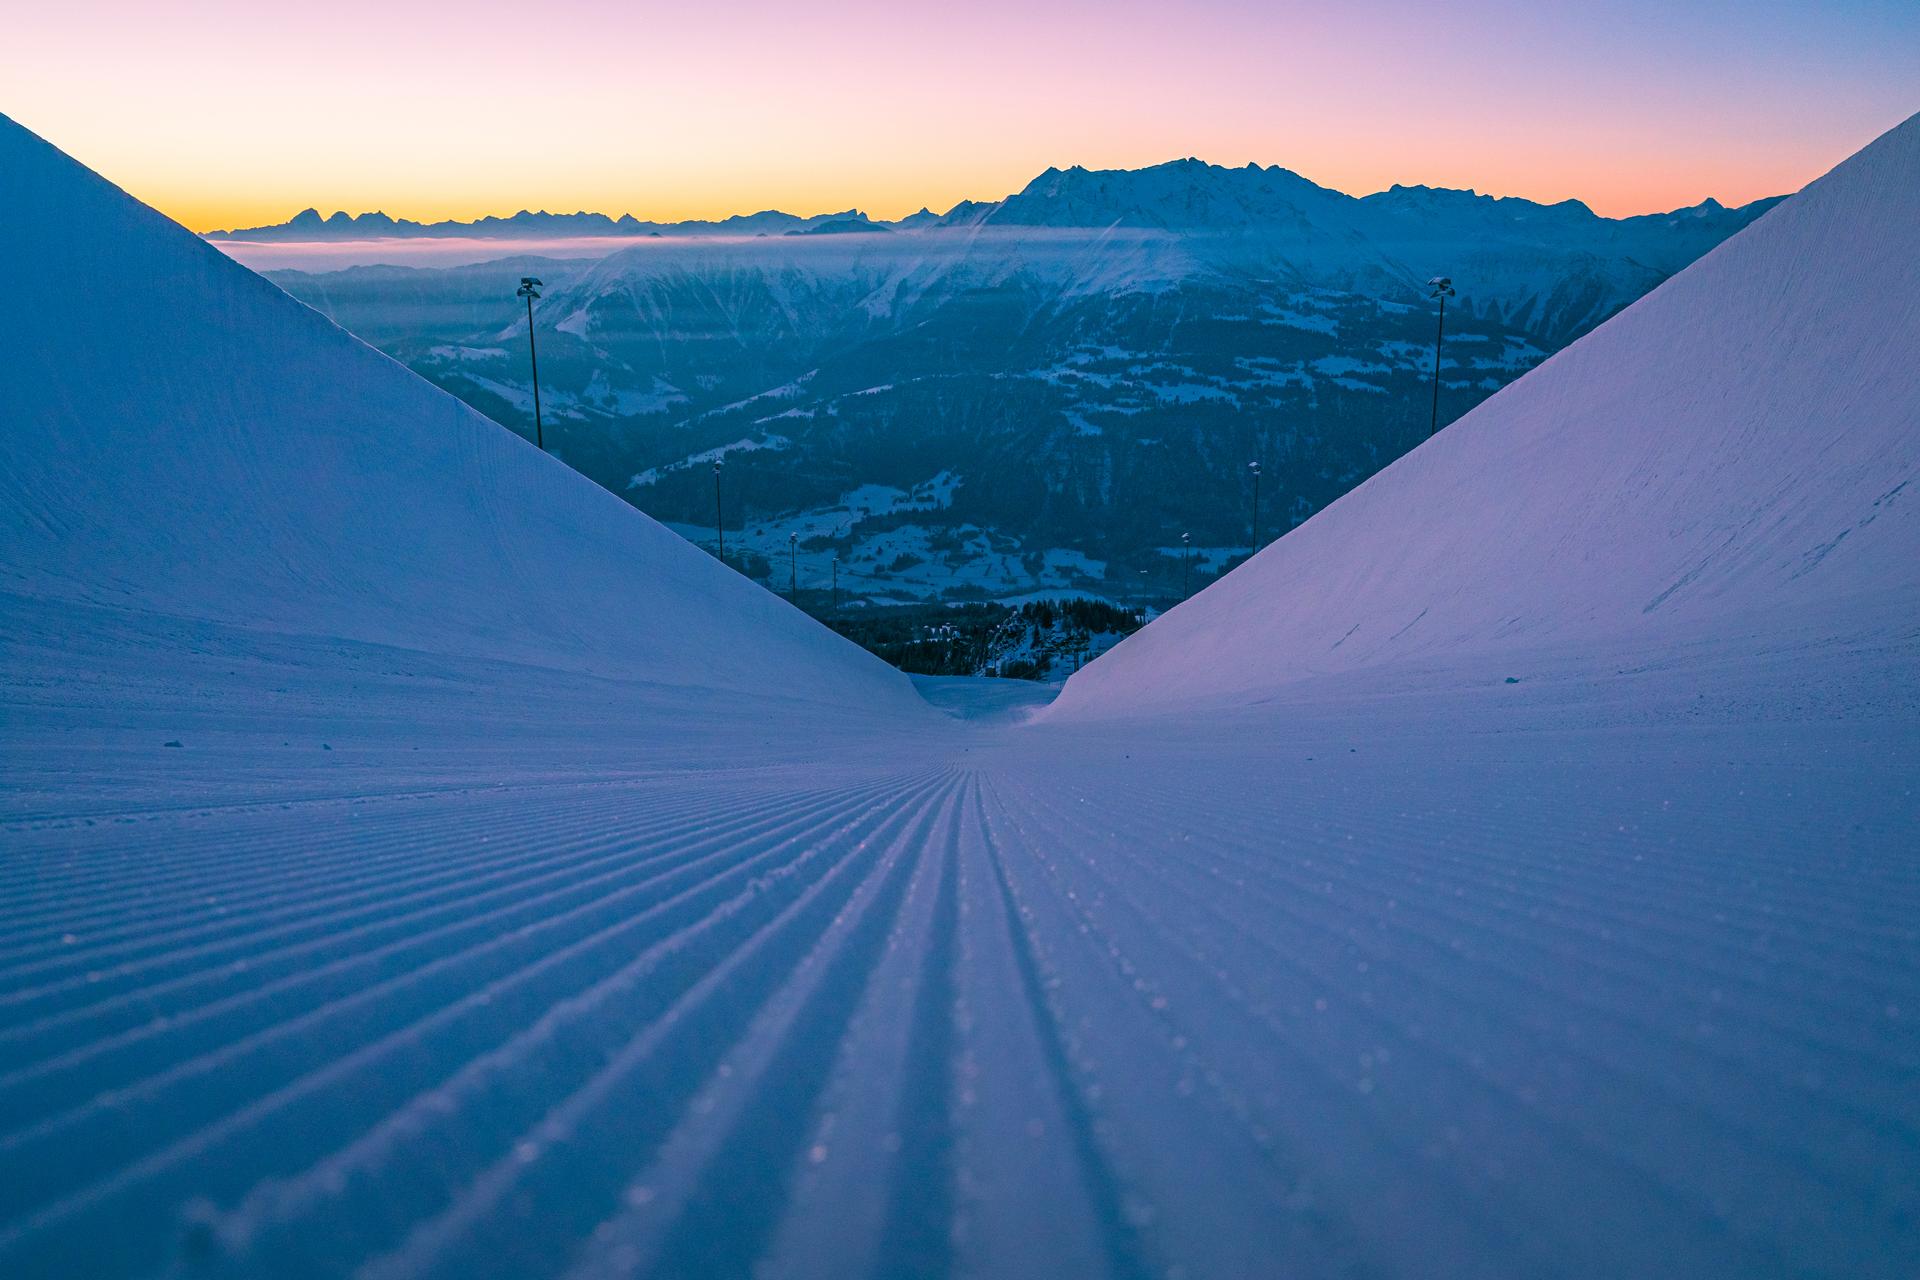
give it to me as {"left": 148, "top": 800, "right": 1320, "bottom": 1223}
{"left": 9, "top": 0, "right": 1917, "bottom": 232}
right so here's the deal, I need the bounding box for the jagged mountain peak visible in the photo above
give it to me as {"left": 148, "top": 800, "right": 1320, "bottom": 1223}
{"left": 987, "top": 155, "right": 1345, "bottom": 230}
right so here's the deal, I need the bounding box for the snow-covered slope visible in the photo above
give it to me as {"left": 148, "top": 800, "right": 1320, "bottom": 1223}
{"left": 5, "top": 112, "right": 1917, "bottom": 1280}
{"left": 0, "top": 115, "right": 916, "bottom": 711}
{"left": 1053, "top": 113, "right": 1920, "bottom": 719}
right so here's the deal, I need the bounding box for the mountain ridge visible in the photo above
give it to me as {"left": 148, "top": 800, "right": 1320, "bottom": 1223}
{"left": 252, "top": 156, "right": 1792, "bottom": 607}
{"left": 203, "top": 157, "right": 1781, "bottom": 241}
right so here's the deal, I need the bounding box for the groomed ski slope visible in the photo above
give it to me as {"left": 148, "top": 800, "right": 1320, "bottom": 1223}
{"left": 3, "top": 113, "right": 1918, "bottom": 1280}
{"left": 1050, "top": 113, "right": 1920, "bottom": 718}
{"left": 0, "top": 117, "right": 918, "bottom": 714}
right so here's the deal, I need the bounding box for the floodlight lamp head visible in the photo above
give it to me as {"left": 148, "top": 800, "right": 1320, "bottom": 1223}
{"left": 1428, "top": 276, "right": 1455, "bottom": 297}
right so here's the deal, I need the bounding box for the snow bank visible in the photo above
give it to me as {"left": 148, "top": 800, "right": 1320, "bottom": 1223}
{"left": 0, "top": 115, "right": 917, "bottom": 711}
{"left": 1053, "top": 113, "right": 1920, "bottom": 718}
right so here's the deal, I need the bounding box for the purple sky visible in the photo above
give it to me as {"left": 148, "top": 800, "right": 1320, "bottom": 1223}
{"left": 9, "top": 0, "right": 1917, "bottom": 230}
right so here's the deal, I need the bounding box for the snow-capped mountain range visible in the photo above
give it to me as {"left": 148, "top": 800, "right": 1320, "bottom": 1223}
{"left": 207, "top": 157, "right": 1775, "bottom": 251}
{"left": 253, "top": 160, "right": 1777, "bottom": 607}
{"left": 207, "top": 204, "right": 887, "bottom": 240}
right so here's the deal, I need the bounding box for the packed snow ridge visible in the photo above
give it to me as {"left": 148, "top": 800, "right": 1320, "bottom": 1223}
{"left": 1, "top": 118, "right": 915, "bottom": 716}
{"left": 3, "top": 110, "right": 1917, "bottom": 1280}
{"left": 1053, "top": 112, "right": 1920, "bottom": 717}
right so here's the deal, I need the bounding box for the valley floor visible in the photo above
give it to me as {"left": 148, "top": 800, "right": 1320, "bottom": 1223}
{"left": 3, "top": 614, "right": 1917, "bottom": 1279}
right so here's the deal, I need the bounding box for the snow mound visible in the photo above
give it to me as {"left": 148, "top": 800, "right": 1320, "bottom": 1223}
{"left": 0, "top": 115, "right": 915, "bottom": 710}
{"left": 1053, "top": 113, "right": 1920, "bottom": 718}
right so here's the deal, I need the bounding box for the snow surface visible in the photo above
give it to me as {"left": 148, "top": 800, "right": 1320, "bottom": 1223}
{"left": 4, "top": 111, "right": 1919, "bottom": 1280}
{"left": 1052, "top": 113, "right": 1920, "bottom": 718}
{"left": 0, "top": 117, "right": 915, "bottom": 713}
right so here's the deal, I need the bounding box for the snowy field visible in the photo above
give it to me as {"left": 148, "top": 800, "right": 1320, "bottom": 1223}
{"left": 4, "top": 107, "right": 1919, "bottom": 1280}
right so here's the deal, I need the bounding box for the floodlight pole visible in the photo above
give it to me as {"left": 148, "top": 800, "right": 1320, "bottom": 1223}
{"left": 832, "top": 555, "right": 840, "bottom": 610}
{"left": 1427, "top": 276, "right": 1456, "bottom": 439}
{"left": 713, "top": 460, "right": 725, "bottom": 564}
{"left": 1181, "top": 531, "right": 1192, "bottom": 599}
{"left": 516, "top": 278, "right": 545, "bottom": 451}
{"left": 789, "top": 531, "right": 798, "bottom": 599}
{"left": 1248, "top": 461, "right": 1263, "bottom": 556}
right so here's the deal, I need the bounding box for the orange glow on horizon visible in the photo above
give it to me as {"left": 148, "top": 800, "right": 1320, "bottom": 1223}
{"left": 92, "top": 125, "right": 1896, "bottom": 236}
{"left": 8, "top": 0, "right": 1916, "bottom": 234}
{"left": 132, "top": 142, "right": 1835, "bottom": 236}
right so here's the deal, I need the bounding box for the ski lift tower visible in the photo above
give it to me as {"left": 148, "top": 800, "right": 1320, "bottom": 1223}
{"left": 1248, "top": 461, "right": 1263, "bottom": 556}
